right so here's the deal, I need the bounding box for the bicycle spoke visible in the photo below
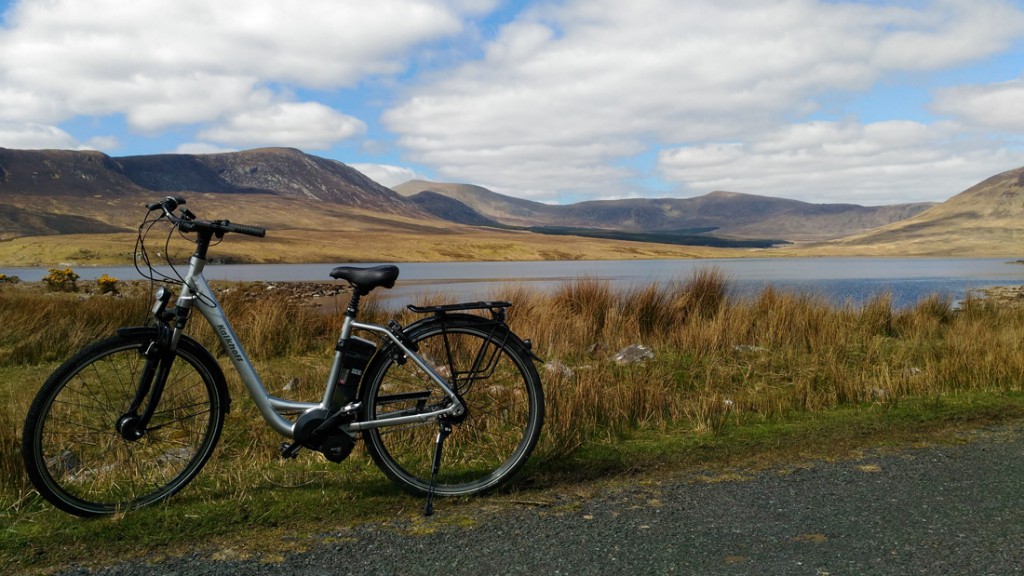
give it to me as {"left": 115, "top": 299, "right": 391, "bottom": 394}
{"left": 24, "top": 334, "right": 224, "bottom": 516}
{"left": 362, "top": 321, "right": 543, "bottom": 498}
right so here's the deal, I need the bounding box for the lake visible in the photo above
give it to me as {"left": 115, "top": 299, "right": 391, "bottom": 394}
{"left": 4, "top": 257, "right": 1024, "bottom": 309}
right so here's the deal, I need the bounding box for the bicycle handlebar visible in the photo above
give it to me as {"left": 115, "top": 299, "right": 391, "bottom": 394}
{"left": 147, "top": 196, "right": 186, "bottom": 213}
{"left": 147, "top": 196, "right": 267, "bottom": 238}
{"left": 180, "top": 219, "right": 267, "bottom": 238}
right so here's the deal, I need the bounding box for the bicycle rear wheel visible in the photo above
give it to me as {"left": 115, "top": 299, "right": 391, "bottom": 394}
{"left": 360, "top": 317, "right": 544, "bottom": 497}
{"left": 22, "top": 332, "right": 226, "bottom": 517}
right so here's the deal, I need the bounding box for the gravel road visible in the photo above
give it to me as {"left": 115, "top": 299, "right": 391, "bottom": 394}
{"left": 60, "top": 425, "right": 1024, "bottom": 576}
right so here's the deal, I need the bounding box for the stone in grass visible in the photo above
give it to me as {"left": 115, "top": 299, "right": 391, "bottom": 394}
{"left": 613, "top": 344, "right": 654, "bottom": 365}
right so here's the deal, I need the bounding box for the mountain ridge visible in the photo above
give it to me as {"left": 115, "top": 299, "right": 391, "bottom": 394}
{"left": 0, "top": 147, "right": 422, "bottom": 238}
{"left": 3, "top": 146, "right": 1022, "bottom": 258}
{"left": 392, "top": 180, "right": 933, "bottom": 242}
{"left": 118, "top": 148, "right": 409, "bottom": 213}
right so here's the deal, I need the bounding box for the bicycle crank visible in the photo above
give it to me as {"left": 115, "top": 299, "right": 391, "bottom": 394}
{"left": 320, "top": 433, "right": 355, "bottom": 463}
{"left": 285, "top": 406, "right": 359, "bottom": 463}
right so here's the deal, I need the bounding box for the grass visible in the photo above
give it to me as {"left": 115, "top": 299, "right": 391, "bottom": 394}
{"left": 4, "top": 270, "right": 1024, "bottom": 572}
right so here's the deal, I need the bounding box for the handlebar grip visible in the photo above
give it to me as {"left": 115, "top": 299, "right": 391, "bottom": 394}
{"left": 228, "top": 223, "right": 267, "bottom": 238}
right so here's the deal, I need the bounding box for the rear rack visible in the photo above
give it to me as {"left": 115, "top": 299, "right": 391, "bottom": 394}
{"left": 407, "top": 301, "right": 512, "bottom": 322}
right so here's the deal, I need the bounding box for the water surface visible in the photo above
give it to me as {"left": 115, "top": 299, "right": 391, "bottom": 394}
{"left": 5, "top": 257, "right": 1024, "bottom": 309}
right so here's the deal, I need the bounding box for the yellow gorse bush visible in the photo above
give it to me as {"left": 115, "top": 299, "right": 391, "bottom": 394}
{"left": 96, "top": 274, "right": 119, "bottom": 294}
{"left": 42, "top": 267, "right": 79, "bottom": 292}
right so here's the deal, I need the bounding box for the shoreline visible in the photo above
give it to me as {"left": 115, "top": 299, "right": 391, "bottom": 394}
{"left": 7, "top": 277, "right": 1024, "bottom": 312}
{"left": 973, "top": 285, "right": 1024, "bottom": 307}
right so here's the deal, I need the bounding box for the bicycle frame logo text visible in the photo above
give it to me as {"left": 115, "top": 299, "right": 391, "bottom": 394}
{"left": 216, "top": 323, "right": 244, "bottom": 363}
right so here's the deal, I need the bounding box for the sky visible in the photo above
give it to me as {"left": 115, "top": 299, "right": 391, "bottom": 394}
{"left": 1, "top": 0, "right": 1024, "bottom": 206}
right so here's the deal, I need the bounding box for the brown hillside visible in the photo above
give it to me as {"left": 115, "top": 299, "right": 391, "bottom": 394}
{"left": 0, "top": 148, "right": 735, "bottom": 265}
{"left": 0, "top": 148, "right": 144, "bottom": 198}
{"left": 803, "top": 166, "right": 1024, "bottom": 256}
{"left": 0, "top": 191, "right": 738, "bottom": 266}
{"left": 393, "top": 180, "right": 558, "bottom": 226}
{"left": 118, "top": 148, "right": 410, "bottom": 214}
{"left": 0, "top": 147, "right": 423, "bottom": 238}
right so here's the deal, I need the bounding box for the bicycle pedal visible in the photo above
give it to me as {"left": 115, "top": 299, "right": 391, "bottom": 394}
{"left": 280, "top": 442, "right": 302, "bottom": 459}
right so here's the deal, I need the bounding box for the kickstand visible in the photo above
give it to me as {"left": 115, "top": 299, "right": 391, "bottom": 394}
{"left": 423, "top": 420, "right": 453, "bottom": 517}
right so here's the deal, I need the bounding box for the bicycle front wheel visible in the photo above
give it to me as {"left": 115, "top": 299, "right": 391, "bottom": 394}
{"left": 22, "top": 332, "right": 226, "bottom": 517}
{"left": 360, "top": 318, "right": 544, "bottom": 497}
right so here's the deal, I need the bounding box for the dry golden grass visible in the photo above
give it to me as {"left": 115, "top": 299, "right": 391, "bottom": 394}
{"left": 4, "top": 272, "right": 1024, "bottom": 510}
{"left": 0, "top": 193, "right": 739, "bottom": 266}
{"left": 0, "top": 227, "right": 740, "bottom": 266}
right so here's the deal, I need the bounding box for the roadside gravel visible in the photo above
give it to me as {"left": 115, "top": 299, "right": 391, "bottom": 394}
{"left": 59, "top": 424, "right": 1024, "bottom": 576}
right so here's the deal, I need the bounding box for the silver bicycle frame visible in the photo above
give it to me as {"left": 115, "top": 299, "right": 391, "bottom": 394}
{"left": 173, "top": 255, "right": 465, "bottom": 438}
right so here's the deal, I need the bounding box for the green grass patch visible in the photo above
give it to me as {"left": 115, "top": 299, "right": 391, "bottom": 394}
{"left": 5, "top": 391, "right": 1024, "bottom": 574}
{"left": 558, "top": 391, "right": 1024, "bottom": 480}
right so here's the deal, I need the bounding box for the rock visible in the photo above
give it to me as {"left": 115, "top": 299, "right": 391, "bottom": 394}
{"left": 544, "top": 360, "right": 574, "bottom": 377}
{"left": 614, "top": 344, "right": 654, "bottom": 365}
{"left": 973, "top": 286, "right": 1024, "bottom": 308}
{"left": 733, "top": 344, "right": 766, "bottom": 353}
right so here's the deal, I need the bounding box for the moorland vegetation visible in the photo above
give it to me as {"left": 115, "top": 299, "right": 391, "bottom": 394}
{"left": 3, "top": 270, "right": 1024, "bottom": 570}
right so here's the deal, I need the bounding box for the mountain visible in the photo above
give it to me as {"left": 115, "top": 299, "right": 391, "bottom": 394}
{"left": 0, "top": 147, "right": 417, "bottom": 238}
{"left": 819, "top": 166, "right": 1024, "bottom": 255}
{"left": 5, "top": 146, "right": 1015, "bottom": 260}
{"left": 393, "top": 180, "right": 933, "bottom": 242}
{"left": 403, "top": 190, "right": 505, "bottom": 227}
{"left": 117, "top": 148, "right": 407, "bottom": 213}
{"left": 0, "top": 148, "right": 143, "bottom": 198}
{"left": 392, "top": 181, "right": 558, "bottom": 227}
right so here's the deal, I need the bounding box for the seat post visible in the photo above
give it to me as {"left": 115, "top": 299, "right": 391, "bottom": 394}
{"left": 345, "top": 290, "right": 362, "bottom": 319}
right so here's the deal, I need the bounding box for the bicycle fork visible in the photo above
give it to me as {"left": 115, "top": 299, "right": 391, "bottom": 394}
{"left": 117, "top": 288, "right": 180, "bottom": 441}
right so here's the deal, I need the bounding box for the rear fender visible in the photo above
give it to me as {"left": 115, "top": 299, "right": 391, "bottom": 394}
{"left": 403, "top": 313, "right": 540, "bottom": 360}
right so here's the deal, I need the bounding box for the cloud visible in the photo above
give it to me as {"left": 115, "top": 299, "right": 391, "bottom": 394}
{"left": 0, "top": 122, "right": 80, "bottom": 149}
{"left": 197, "top": 102, "right": 366, "bottom": 149}
{"left": 658, "top": 120, "right": 1024, "bottom": 204}
{"left": 0, "top": 0, "right": 473, "bottom": 131}
{"left": 175, "top": 142, "right": 237, "bottom": 155}
{"left": 931, "top": 79, "right": 1024, "bottom": 131}
{"left": 3, "top": 0, "right": 1023, "bottom": 205}
{"left": 0, "top": 120, "right": 115, "bottom": 152}
{"left": 348, "top": 163, "right": 422, "bottom": 188}
{"left": 871, "top": 0, "right": 1024, "bottom": 70}
{"left": 384, "top": 0, "right": 1024, "bottom": 202}
{"left": 85, "top": 135, "right": 119, "bottom": 151}
{"left": 0, "top": 86, "right": 64, "bottom": 124}
{"left": 122, "top": 77, "right": 268, "bottom": 134}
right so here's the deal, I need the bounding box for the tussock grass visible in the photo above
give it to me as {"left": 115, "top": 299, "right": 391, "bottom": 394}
{"left": 0, "top": 287, "right": 149, "bottom": 365}
{"left": 0, "top": 407, "right": 20, "bottom": 502}
{"left": 4, "top": 272, "right": 1024, "bottom": 570}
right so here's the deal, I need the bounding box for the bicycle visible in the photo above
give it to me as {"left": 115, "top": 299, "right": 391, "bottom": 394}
{"left": 21, "top": 196, "right": 545, "bottom": 517}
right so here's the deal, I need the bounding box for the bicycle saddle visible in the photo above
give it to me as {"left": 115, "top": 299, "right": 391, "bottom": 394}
{"left": 330, "top": 265, "right": 400, "bottom": 293}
